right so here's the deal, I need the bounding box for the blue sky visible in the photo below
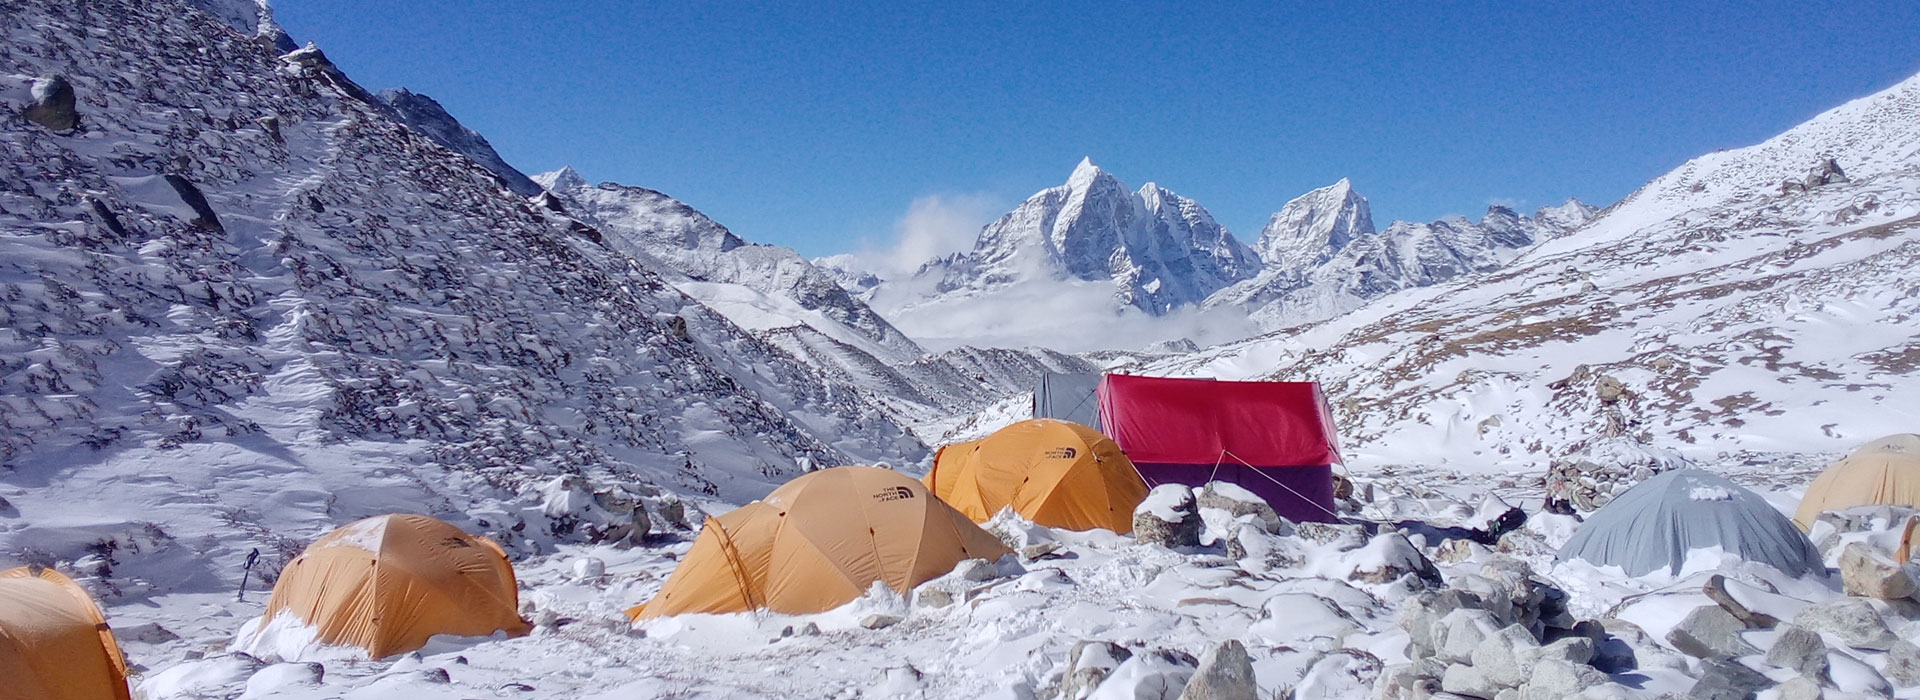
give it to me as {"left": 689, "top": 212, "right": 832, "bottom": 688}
{"left": 276, "top": 2, "right": 1920, "bottom": 259}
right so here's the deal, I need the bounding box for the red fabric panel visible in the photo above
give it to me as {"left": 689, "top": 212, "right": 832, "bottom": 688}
{"left": 1097, "top": 375, "right": 1341, "bottom": 467}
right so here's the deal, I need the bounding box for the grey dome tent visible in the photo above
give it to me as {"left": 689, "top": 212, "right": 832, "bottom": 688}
{"left": 1033, "top": 372, "right": 1102, "bottom": 432}
{"left": 1556, "top": 469, "right": 1823, "bottom": 577}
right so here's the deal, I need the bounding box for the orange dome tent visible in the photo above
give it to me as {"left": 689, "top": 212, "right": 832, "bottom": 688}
{"left": 1795, "top": 434, "right": 1920, "bottom": 529}
{"left": 251, "top": 514, "right": 530, "bottom": 658}
{"left": 0, "top": 566, "right": 131, "bottom": 700}
{"left": 925, "top": 419, "right": 1149, "bottom": 533}
{"left": 630, "top": 466, "right": 1009, "bottom": 619}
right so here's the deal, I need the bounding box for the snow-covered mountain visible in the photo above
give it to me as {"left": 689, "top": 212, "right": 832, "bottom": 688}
{"left": 0, "top": 0, "right": 925, "bottom": 590}
{"left": 909, "top": 158, "right": 1260, "bottom": 316}
{"left": 377, "top": 88, "right": 542, "bottom": 197}
{"left": 1210, "top": 192, "right": 1597, "bottom": 331}
{"left": 1162, "top": 70, "right": 1920, "bottom": 468}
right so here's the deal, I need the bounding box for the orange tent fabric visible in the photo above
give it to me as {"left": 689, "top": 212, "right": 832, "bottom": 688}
{"left": 631, "top": 466, "right": 1010, "bottom": 618}
{"left": 0, "top": 566, "right": 131, "bottom": 700}
{"left": 261, "top": 514, "right": 531, "bottom": 658}
{"left": 925, "top": 419, "right": 1148, "bottom": 533}
{"left": 1795, "top": 434, "right": 1920, "bottom": 529}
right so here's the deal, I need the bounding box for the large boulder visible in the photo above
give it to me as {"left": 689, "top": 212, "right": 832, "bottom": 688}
{"left": 22, "top": 75, "right": 79, "bottom": 131}
{"left": 1178, "top": 640, "right": 1256, "bottom": 700}
{"left": 1792, "top": 598, "right": 1899, "bottom": 651}
{"left": 1517, "top": 658, "right": 1609, "bottom": 700}
{"left": 1134, "top": 484, "right": 1202, "bottom": 548}
{"left": 1886, "top": 639, "right": 1920, "bottom": 688}
{"left": 1433, "top": 608, "right": 1502, "bottom": 665}
{"left": 1763, "top": 624, "right": 1830, "bottom": 684}
{"left": 1470, "top": 624, "right": 1542, "bottom": 688}
{"left": 1196, "top": 482, "right": 1289, "bottom": 535}
{"left": 1440, "top": 663, "right": 1500, "bottom": 698}
{"left": 1688, "top": 658, "right": 1775, "bottom": 700}
{"left": 1062, "top": 640, "right": 1131, "bottom": 699}
{"left": 1838, "top": 542, "right": 1918, "bottom": 600}
{"left": 1703, "top": 574, "right": 1779, "bottom": 628}
{"left": 1665, "top": 605, "right": 1759, "bottom": 659}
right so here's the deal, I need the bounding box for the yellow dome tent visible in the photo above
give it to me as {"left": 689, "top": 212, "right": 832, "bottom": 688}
{"left": 256, "top": 514, "right": 531, "bottom": 658}
{"left": 0, "top": 565, "right": 131, "bottom": 700}
{"left": 925, "top": 419, "right": 1149, "bottom": 533}
{"left": 1795, "top": 434, "right": 1920, "bottom": 529}
{"left": 630, "top": 466, "right": 1009, "bottom": 619}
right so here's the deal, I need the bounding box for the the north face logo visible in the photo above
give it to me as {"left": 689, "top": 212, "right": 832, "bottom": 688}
{"left": 1043, "top": 447, "right": 1078, "bottom": 459}
{"left": 873, "top": 486, "right": 915, "bottom": 502}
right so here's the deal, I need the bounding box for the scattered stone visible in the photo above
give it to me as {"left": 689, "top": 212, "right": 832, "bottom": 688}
{"left": 1441, "top": 663, "right": 1500, "bottom": 699}
{"left": 799, "top": 622, "right": 820, "bottom": 636}
{"left": 1764, "top": 624, "right": 1830, "bottom": 684}
{"left": 117, "top": 622, "right": 180, "bottom": 644}
{"left": 1774, "top": 676, "right": 1823, "bottom": 700}
{"left": 657, "top": 498, "right": 692, "bottom": 530}
{"left": 256, "top": 115, "right": 282, "bottom": 143}
{"left": 22, "top": 75, "right": 79, "bottom": 131}
{"left": 1471, "top": 624, "right": 1542, "bottom": 688}
{"left": 1350, "top": 532, "right": 1441, "bottom": 585}
{"left": 1688, "top": 658, "right": 1774, "bottom": 700}
{"left": 1063, "top": 641, "right": 1132, "bottom": 700}
{"left": 1805, "top": 156, "right": 1849, "bottom": 188}
{"left": 163, "top": 174, "right": 224, "bottom": 232}
{"left": 1703, "top": 574, "right": 1778, "bottom": 628}
{"left": 858, "top": 613, "right": 902, "bottom": 630}
{"left": 914, "top": 587, "right": 953, "bottom": 609}
{"left": 1196, "top": 482, "right": 1289, "bottom": 535}
{"left": 1838, "top": 542, "right": 1918, "bottom": 600}
{"left": 1518, "top": 658, "right": 1609, "bottom": 700}
{"left": 419, "top": 667, "right": 450, "bottom": 684}
{"left": 1434, "top": 608, "right": 1502, "bottom": 665}
{"left": 1020, "top": 541, "right": 1062, "bottom": 560}
{"left": 1134, "top": 484, "right": 1202, "bottom": 548}
{"left": 1294, "top": 521, "right": 1369, "bottom": 550}
{"left": 1792, "top": 598, "right": 1899, "bottom": 650}
{"left": 1178, "top": 640, "right": 1256, "bottom": 700}
{"left": 954, "top": 558, "right": 998, "bottom": 582}
{"left": 1665, "top": 605, "right": 1759, "bottom": 659}
{"left": 1885, "top": 639, "right": 1920, "bottom": 687}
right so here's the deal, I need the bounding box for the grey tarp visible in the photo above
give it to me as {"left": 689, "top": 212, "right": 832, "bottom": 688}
{"left": 1032, "top": 372, "right": 1102, "bottom": 432}
{"left": 1556, "top": 468, "right": 1823, "bottom": 577}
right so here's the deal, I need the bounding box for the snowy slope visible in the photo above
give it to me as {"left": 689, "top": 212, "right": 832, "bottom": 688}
{"left": 0, "top": 0, "right": 923, "bottom": 593}
{"left": 1161, "top": 71, "right": 1920, "bottom": 469}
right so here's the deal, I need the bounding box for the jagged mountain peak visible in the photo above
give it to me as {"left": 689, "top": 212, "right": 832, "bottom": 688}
{"left": 1254, "top": 178, "right": 1376, "bottom": 268}
{"left": 1065, "top": 156, "right": 1109, "bottom": 188}
{"left": 534, "top": 165, "right": 590, "bottom": 193}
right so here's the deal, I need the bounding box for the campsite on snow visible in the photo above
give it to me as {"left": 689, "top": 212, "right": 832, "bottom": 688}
{"left": 5, "top": 1, "right": 1920, "bottom": 699}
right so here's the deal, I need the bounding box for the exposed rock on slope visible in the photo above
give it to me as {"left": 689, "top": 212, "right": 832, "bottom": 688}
{"left": 377, "top": 88, "right": 542, "bottom": 196}
{"left": 0, "top": 0, "right": 919, "bottom": 589}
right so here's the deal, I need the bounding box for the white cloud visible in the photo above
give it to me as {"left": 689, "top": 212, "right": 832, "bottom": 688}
{"left": 835, "top": 193, "right": 1003, "bottom": 279}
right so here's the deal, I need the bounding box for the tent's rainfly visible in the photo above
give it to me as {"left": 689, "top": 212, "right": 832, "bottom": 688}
{"left": 1097, "top": 374, "right": 1343, "bottom": 523}
{"left": 1557, "top": 469, "right": 1824, "bottom": 577}
{"left": 925, "top": 419, "right": 1149, "bottom": 533}
{"left": 1794, "top": 434, "right": 1920, "bottom": 529}
{"left": 1033, "top": 372, "right": 1104, "bottom": 431}
{"left": 631, "top": 466, "right": 1010, "bottom": 618}
{"left": 246, "top": 514, "right": 531, "bottom": 658}
{"left": 0, "top": 566, "right": 132, "bottom": 700}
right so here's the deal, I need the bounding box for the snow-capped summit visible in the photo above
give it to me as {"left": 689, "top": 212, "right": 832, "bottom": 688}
{"left": 1253, "top": 178, "right": 1375, "bottom": 269}
{"left": 533, "top": 165, "right": 589, "bottom": 194}
{"left": 923, "top": 159, "right": 1259, "bottom": 316}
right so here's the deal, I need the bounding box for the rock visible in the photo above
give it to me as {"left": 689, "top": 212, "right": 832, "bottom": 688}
{"left": 1294, "top": 521, "right": 1370, "bottom": 550}
{"left": 420, "top": 667, "right": 450, "bottom": 683}
{"left": 799, "top": 622, "right": 820, "bottom": 636}
{"left": 1469, "top": 624, "right": 1541, "bottom": 688}
{"left": 1703, "top": 574, "right": 1779, "bottom": 628}
{"left": 1197, "top": 481, "right": 1289, "bottom": 535}
{"left": 656, "top": 498, "right": 692, "bottom": 530}
{"left": 1349, "top": 532, "right": 1440, "bottom": 585}
{"left": 571, "top": 557, "right": 605, "bottom": 579}
{"left": 1665, "top": 605, "right": 1759, "bottom": 659}
{"left": 914, "top": 587, "right": 953, "bottom": 609}
{"left": 1433, "top": 608, "right": 1502, "bottom": 665}
{"left": 1134, "top": 484, "right": 1202, "bottom": 548}
{"left": 22, "top": 75, "right": 79, "bottom": 131}
{"left": 1763, "top": 624, "right": 1830, "bottom": 683}
{"left": 1885, "top": 639, "right": 1920, "bottom": 687}
{"left": 1178, "top": 640, "right": 1256, "bottom": 700}
{"left": 858, "top": 613, "right": 902, "bottom": 630}
{"left": 1805, "top": 156, "right": 1849, "bottom": 187}
{"left": 1063, "top": 641, "right": 1132, "bottom": 700}
{"left": 163, "top": 174, "right": 224, "bottom": 232}
{"left": 1517, "top": 658, "right": 1609, "bottom": 700}
{"left": 1792, "top": 598, "right": 1898, "bottom": 650}
{"left": 1838, "top": 542, "right": 1918, "bottom": 600}
{"left": 954, "top": 558, "right": 998, "bottom": 582}
{"left": 1020, "top": 541, "right": 1062, "bottom": 560}
{"left": 1533, "top": 637, "right": 1593, "bottom": 667}
{"left": 117, "top": 622, "right": 180, "bottom": 644}
{"left": 1688, "top": 658, "right": 1774, "bottom": 700}
{"left": 1441, "top": 663, "right": 1500, "bottom": 699}
{"left": 1825, "top": 651, "right": 1891, "bottom": 695}
{"left": 1774, "top": 675, "right": 1822, "bottom": 700}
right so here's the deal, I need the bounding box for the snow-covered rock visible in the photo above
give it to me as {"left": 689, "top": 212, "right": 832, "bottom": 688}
{"left": 1134, "top": 484, "right": 1202, "bottom": 548}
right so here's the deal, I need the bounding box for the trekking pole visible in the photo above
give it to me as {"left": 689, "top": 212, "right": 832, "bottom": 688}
{"left": 238, "top": 548, "right": 260, "bottom": 602}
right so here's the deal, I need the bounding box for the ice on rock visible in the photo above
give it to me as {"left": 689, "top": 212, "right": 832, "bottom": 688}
{"left": 1086, "top": 649, "right": 1197, "bottom": 700}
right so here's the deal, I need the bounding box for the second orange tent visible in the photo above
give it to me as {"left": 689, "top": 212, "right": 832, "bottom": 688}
{"left": 925, "top": 419, "right": 1148, "bottom": 533}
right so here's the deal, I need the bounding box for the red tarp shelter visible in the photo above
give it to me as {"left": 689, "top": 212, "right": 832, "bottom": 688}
{"left": 1097, "top": 374, "right": 1343, "bottom": 523}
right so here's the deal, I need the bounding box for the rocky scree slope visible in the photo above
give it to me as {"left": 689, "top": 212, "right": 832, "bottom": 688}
{"left": 1163, "top": 70, "right": 1920, "bottom": 468}
{"left": 0, "top": 0, "right": 923, "bottom": 595}
{"left": 376, "top": 87, "right": 542, "bottom": 197}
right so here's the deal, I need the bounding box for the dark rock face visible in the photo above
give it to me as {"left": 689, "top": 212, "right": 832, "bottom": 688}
{"left": 22, "top": 75, "right": 79, "bottom": 131}
{"left": 163, "top": 174, "right": 223, "bottom": 232}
